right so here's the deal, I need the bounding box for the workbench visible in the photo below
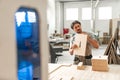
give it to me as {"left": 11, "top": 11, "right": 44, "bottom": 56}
{"left": 48, "top": 63, "right": 120, "bottom": 80}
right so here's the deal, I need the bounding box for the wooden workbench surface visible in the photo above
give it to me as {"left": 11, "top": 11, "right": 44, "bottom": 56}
{"left": 48, "top": 63, "right": 120, "bottom": 80}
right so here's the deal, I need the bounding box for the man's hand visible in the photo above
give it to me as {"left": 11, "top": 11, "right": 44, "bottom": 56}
{"left": 71, "top": 44, "right": 78, "bottom": 49}
{"left": 69, "top": 44, "right": 78, "bottom": 55}
{"left": 69, "top": 49, "right": 74, "bottom": 55}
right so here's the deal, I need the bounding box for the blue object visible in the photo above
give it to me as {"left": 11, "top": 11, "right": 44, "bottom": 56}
{"left": 15, "top": 7, "right": 40, "bottom": 80}
{"left": 18, "top": 61, "right": 33, "bottom": 80}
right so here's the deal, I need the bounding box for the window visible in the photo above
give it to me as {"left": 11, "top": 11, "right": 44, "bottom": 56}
{"left": 82, "top": 7, "right": 91, "bottom": 20}
{"left": 15, "top": 12, "right": 26, "bottom": 26}
{"left": 66, "top": 8, "right": 78, "bottom": 20}
{"left": 15, "top": 11, "right": 36, "bottom": 26}
{"left": 98, "top": 7, "right": 112, "bottom": 20}
{"left": 27, "top": 11, "right": 36, "bottom": 22}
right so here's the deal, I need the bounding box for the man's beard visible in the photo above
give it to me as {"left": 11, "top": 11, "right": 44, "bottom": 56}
{"left": 77, "top": 29, "right": 82, "bottom": 33}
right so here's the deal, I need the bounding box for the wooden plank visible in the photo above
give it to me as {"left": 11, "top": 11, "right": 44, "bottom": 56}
{"left": 70, "top": 34, "right": 87, "bottom": 56}
{"left": 104, "top": 22, "right": 120, "bottom": 64}
{"left": 104, "top": 37, "right": 113, "bottom": 55}
{"left": 48, "top": 64, "right": 72, "bottom": 75}
{"left": 111, "top": 46, "right": 117, "bottom": 64}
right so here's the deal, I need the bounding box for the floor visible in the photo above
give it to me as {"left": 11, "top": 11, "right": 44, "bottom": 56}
{"left": 56, "top": 44, "right": 108, "bottom": 64}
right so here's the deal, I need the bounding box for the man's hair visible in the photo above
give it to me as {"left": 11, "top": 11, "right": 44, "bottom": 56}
{"left": 71, "top": 20, "right": 81, "bottom": 29}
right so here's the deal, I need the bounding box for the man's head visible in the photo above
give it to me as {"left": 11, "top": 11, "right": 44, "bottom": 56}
{"left": 71, "top": 20, "right": 82, "bottom": 33}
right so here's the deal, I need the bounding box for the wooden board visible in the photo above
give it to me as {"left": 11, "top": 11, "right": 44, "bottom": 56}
{"left": 70, "top": 34, "right": 87, "bottom": 56}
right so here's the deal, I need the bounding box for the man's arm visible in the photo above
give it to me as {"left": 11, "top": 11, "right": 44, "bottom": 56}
{"left": 87, "top": 35, "right": 99, "bottom": 49}
{"left": 82, "top": 32, "right": 99, "bottom": 49}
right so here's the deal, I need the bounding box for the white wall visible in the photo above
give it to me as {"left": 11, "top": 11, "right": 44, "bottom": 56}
{"left": 47, "top": 0, "right": 56, "bottom": 36}
{"left": 55, "top": 2, "right": 64, "bottom": 34}
{"left": 56, "top": 0, "right": 120, "bottom": 37}
{"left": 95, "top": 0, "right": 120, "bottom": 37}
{"left": 64, "top": 1, "right": 92, "bottom": 34}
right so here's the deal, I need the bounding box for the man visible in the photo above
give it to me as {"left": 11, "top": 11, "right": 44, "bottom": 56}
{"left": 69, "top": 20, "right": 99, "bottom": 65}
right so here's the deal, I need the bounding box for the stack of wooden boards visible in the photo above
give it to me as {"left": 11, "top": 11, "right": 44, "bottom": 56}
{"left": 104, "top": 21, "right": 120, "bottom": 64}
{"left": 92, "top": 56, "right": 109, "bottom": 71}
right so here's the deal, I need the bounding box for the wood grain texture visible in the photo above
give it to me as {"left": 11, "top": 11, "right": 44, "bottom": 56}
{"left": 49, "top": 64, "right": 120, "bottom": 80}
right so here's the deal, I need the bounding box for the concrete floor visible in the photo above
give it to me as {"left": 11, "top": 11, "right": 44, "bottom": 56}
{"left": 56, "top": 44, "right": 108, "bottom": 64}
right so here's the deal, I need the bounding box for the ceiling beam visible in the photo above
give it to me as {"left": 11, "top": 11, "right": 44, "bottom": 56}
{"left": 95, "top": 0, "right": 100, "bottom": 7}
{"left": 56, "top": 0, "right": 96, "bottom": 3}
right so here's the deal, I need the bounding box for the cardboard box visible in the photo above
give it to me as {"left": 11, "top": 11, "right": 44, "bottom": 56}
{"left": 92, "top": 66, "right": 109, "bottom": 71}
{"left": 92, "top": 56, "right": 109, "bottom": 71}
{"left": 92, "top": 59, "right": 108, "bottom": 66}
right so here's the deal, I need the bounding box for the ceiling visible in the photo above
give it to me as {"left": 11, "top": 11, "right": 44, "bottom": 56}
{"left": 55, "top": 0, "right": 113, "bottom": 2}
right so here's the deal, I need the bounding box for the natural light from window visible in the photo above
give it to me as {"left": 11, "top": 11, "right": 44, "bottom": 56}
{"left": 82, "top": 7, "right": 91, "bottom": 20}
{"left": 98, "top": 7, "right": 112, "bottom": 20}
{"left": 15, "top": 11, "right": 36, "bottom": 26}
{"left": 66, "top": 8, "right": 78, "bottom": 20}
{"left": 15, "top": 12, "right": 25, "bottom": 26}
{"left": 27, "top": 11, "right": 36, "bottom": 22}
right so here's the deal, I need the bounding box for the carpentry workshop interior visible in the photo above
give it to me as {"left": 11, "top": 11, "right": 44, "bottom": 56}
{"left": 0, "top": 0, "right": 120, "bottom": 80}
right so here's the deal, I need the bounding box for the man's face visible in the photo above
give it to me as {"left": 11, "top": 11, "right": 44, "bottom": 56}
{"left": 73, "top": 23, "right": 82, "bottom": 33}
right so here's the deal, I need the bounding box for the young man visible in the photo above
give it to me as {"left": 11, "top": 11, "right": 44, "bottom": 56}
{"left": 69, "top": 20, "right": 99, "bottom": 65}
